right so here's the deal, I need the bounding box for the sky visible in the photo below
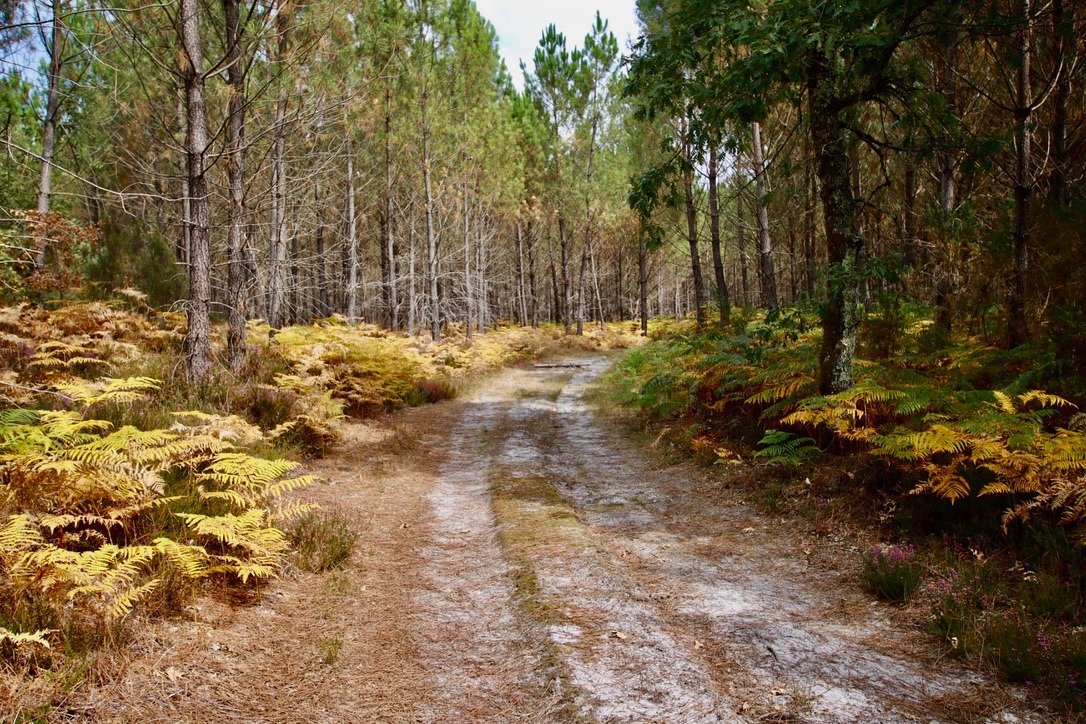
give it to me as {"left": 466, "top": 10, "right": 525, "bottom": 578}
{"left": 472, "top": 1, "right": 640, "bottom": 89}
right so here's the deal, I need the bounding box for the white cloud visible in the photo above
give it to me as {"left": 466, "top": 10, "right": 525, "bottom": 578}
{"left": 473, "top": 1, "right": 640, "bottom": 89}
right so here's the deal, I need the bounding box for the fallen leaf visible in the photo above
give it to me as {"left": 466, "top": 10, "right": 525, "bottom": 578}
{"left": 742, "top": 527, "right": 755, "bottom": 533}
{"left": 611, "top": 631, "right": 628, "bottom": 640}
{"left": 694, "top": 639, "right": 704, "bottom": 650}
{"left": 166, "top": 667, "right": 183, "bottom": 682}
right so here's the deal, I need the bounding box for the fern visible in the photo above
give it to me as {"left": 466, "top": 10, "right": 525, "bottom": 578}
{"left": 754, "top": 430, "right": 819, "bottom": 465}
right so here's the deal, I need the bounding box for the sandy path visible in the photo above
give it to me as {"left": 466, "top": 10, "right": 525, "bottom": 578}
{"left": 71, "top": 355, "right": 1040, "bottom": 722}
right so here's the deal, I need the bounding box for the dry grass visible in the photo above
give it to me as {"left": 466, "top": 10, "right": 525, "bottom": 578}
{"left": 67, "top": 410, "right": 455, "bottom": 722}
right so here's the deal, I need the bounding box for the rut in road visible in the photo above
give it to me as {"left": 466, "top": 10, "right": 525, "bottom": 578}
{"left": 416, "top": 355, "right": 1032, "bottom": 723}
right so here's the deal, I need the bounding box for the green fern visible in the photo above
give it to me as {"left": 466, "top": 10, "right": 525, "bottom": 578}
{"left": 754, "top": 430, "right": 820, "bottom": 465}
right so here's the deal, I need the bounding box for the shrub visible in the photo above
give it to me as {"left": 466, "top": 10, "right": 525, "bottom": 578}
{"left": 290, "top": 511, "right": 358, "bottom": 572}
{"left": 406, "top": 377, "right": 457, "bottom": 405}
{"left": 861, "top": 544, "right": 923, "bottom": 603}
{"left": 242, "top": 385, "right": 298, "bottom": 429}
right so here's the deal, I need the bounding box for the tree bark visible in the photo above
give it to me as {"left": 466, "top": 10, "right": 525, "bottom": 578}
{"left": 808, "top": 52, "right": 863, "bottom": 395}
{"left": 180, "top": 0, "right": 212, "bottom": 382}
{"left": 346, "top": 137, "right": 359, "bottom": 322}
{"left": 463, "top": 185, "right": 473, "bottom": 341}
{"left": 408, "top": 200, "right": 417, "bottom": 336}
{"left": 639, "top": 229, "right": 648, "bottom": 336}
{"left": 739, "top": 184, "right": 750, "bottom": 307}
{"left": 224, "top": 0, "right": 247, "bottom": 371}
{"left": 383, "top": 82, "right": 399, "bottom": 329}
{"left": 708, "top": 143, "right": 730, "bottom": 327}
{"left": 316, "top": 191, "right": 329, "bottom": 317}
{"left": 527, "top": 218, "right": 538, "bottom": 327}
{"left": 1049, "top": 0, "right": 1071, "bottom": 206}
{"left": 681, "top": 118, "right": 705, "bottom": 326}
{"left": 34, "top": 0, "right": 64, "bottom": 270}
{"left": 268, "top": 8, "right": 290, "bottom": 331}
{"left": 935, "top": 33, "right": 958, "bottom": 332}
{"left": 903, "top": 154, "right": 918, "bottom": 267}
{"left": 1007, "top": 0, "right": 1033, "bottom": 348}
{"left": 515, "top": 220, "right": 527, "bottom": 325}
{"left": 423, "top": 104, "right": 439, "bottom": 341}
{"left": 751, "top": 121, "right": 778, "bottom": 310}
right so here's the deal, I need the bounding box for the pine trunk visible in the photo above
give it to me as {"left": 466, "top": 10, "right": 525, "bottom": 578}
{"left": 1007, "top": 0, "right": 1033, "bottom": 348}
{"left": 224, "top": 0, "right": 247, "bottom": 371}
{"left": 180, "top": 0, "right": 212, "bottom": 382}
{"left": 751, "top": 122, "right": 778, "bottom": 310}
{"left": 708, "top": 144, "right": 730, "bottom": 326}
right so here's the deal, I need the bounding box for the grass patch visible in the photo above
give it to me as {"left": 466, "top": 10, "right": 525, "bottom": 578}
{"left": 318, "top": 636, "right": 344, "bottom": 665}
{"left": 488, "top": 467, "right": 589, "bottom": 717}
{"left": 290, "top": 510, "right": 359, "bottom": 572}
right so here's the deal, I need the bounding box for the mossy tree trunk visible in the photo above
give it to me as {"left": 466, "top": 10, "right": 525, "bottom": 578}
{"left": 808, "top": 52, "right": 862, "bottom": 395}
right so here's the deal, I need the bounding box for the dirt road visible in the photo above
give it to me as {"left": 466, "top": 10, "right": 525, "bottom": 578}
{"left": 87, "top": 355, "right": 1039, "bottom": 722}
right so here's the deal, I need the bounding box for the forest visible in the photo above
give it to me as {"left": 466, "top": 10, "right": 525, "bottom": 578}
{"left": 0, "top": 0, "right": 1085, "bottom": 718}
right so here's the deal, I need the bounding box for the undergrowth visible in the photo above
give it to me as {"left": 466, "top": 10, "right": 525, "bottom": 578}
{"left": 606, "top": 304, "right": 1086, "bottom": 711}
{"left": 290, "top": 510, "right": 359, "bottom": 572}
{"left": 0, "top": 298, "right": 644, "bottom": 714}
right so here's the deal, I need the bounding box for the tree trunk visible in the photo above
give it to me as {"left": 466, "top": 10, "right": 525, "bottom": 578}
{"left": 34, "top": 0, "right": 64, "bottom": 270}
{"left": 383, "top": 83, "right": 399, "bottom": 329}
{"left": 576, "top": 239, "right": 588, "bottom": 335}
{"left": 935, "top": 33, "right": 958, "bottom": 332}
{"left": 268, "top": 9, "right": 290, "bottom": 331}
{"left": 682, "top": 120, "right": 705, "bottom": 326}
{"left": 423, "top": 110, "right": 439, "bottom": 342}
{"left": 178, "top": 95, "right": 191, "bottom": 268}
{"left": 590, "top": 235, "right": 605, "bottom": 332}
{"left": 346, "top": 137, "right": 359, "bottom": 322}
{"left": 639, "top": 230, "right": 648, "bottom": 336}
{"left": 527, "top": 219, "right": 538, "bottom": 327}
{"left": 408, "top": 201, "right": 417, "bottom": 336}
{"left": 463, "top": 185, "right": 472, "bottom": 341}
{"left": 316, "top": 192, "right": 329, "bottom": 317}
{"left": 737, "top": 181, "right": 750, "bottom": 306}
{"left": 180, "top": 0, "right": 212, "bottom": 382}
{"left": 515, "top": 221, "right": 527, "bottom": 325}
{"left": 708, "top": 144, "right": 730, "bottom": 327}
{"left": 559, "top": 214, "right": 571, "bottom": 333}
{"left": 224, "top": 0, "right": 247, "bottom": 371}
{"left": 1007, "top": 0, "right": 1033, "bottom": 348}
{"left": 1049, "top": 0, "right": 1071, "bottom": 206}
{"left": 751, "top": 122, "right": 778, "bottom": 310}
{"left": 550, "top": 258, "right": 560, "bottom": 324}
{"left": 803, "top": 145, "right": 817, "bottom": 296}
{"left": 903, "top": 154, "right": 918, "bottom": 267}
{"left": 808, "top": 53, "right": 862, "bottom": 394}
{"left": 289, "top": 231, "right": 300, "bottom": 323}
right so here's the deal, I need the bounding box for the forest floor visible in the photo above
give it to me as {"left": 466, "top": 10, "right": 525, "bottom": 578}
{"left": 71, "top": 354, "right": 1049, "bottom": 723}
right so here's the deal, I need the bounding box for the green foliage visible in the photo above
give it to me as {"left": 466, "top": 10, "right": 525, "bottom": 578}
{"left": 754, "top": 430, "right": 818, "bottom": 466}
{"left": 610, "top": 311, "right": 1086, "bottom": 708}
{"left": 922, "top": 553, "right": 1086, "bottom": 709}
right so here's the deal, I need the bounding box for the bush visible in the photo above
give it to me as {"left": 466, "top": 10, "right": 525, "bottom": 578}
{"left": 242, "top": 384, "right": 298, "bottom": 429}
{"left": 406, "top": 377, "right": 457, "bottom": 406}
{"left": 290, "top": 511, "right": 358, "bottom": 572}
{"left": 861, "top": 544, "right": 923, "bottom": 603}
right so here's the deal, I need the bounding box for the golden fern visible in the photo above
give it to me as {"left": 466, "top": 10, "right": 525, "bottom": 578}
{"left": 0, "top": 627, "right": 52, "bottom": 650}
